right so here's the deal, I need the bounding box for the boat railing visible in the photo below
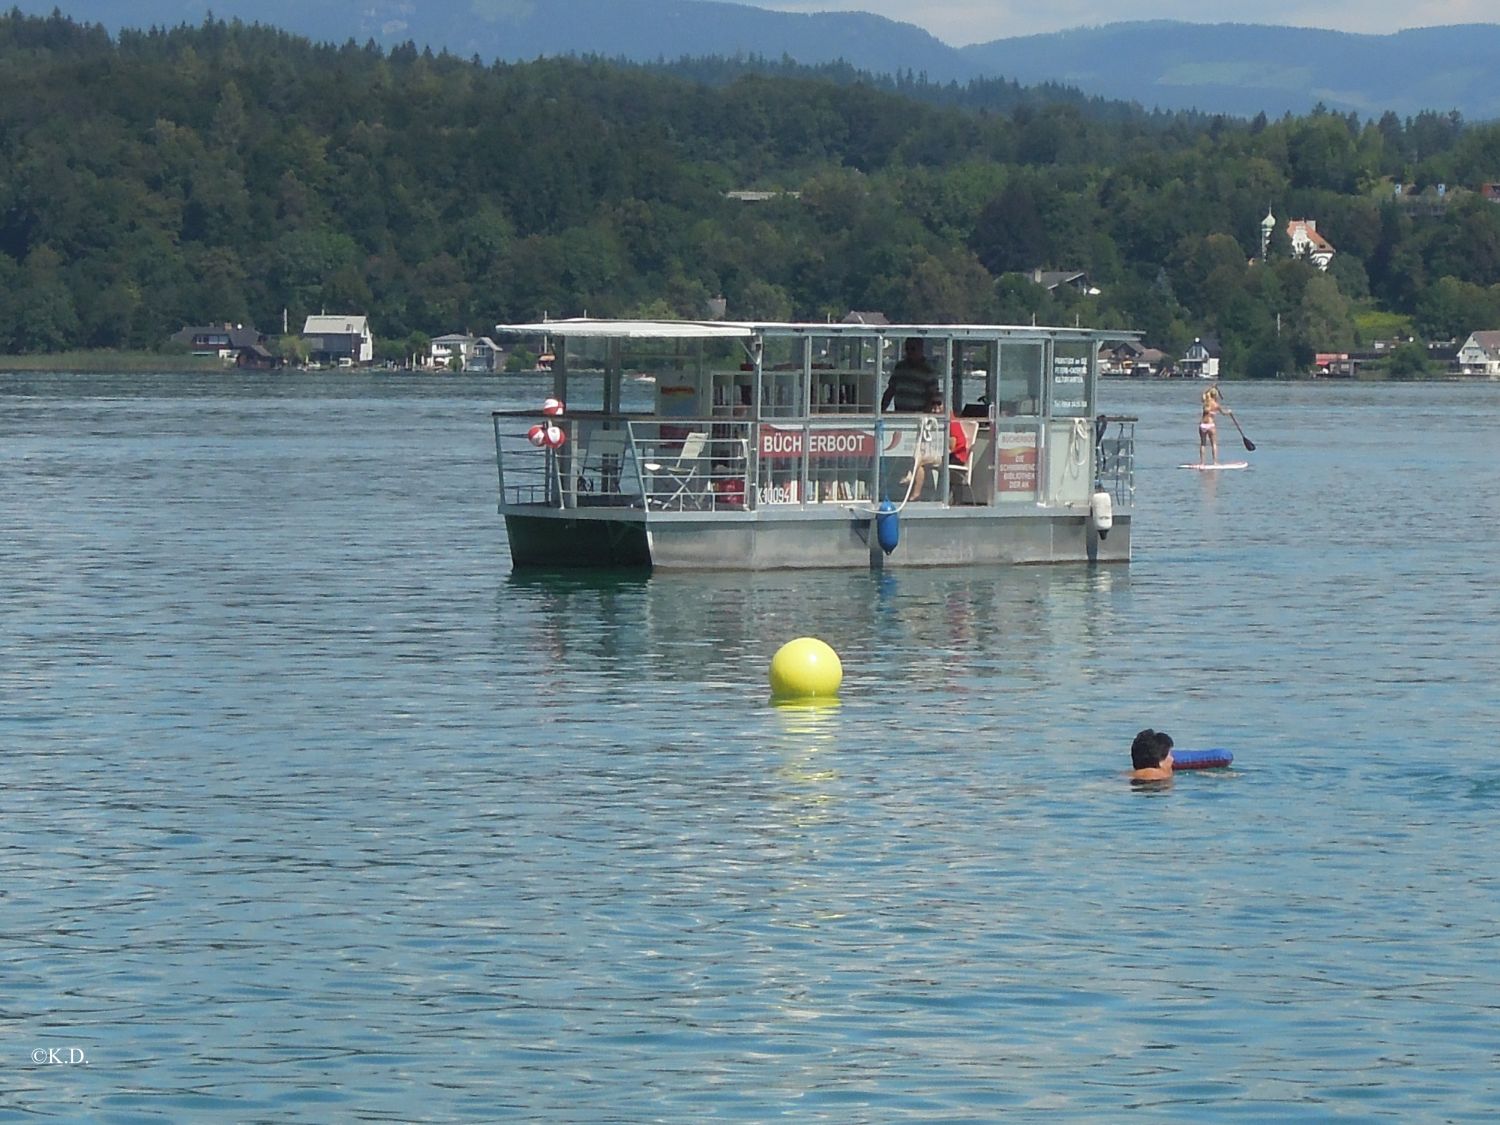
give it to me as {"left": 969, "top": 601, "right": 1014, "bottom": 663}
{"left": 630, "top": 420, "right": 751, "bottom": 512}
{"left": 627, "top": 416, "right": 934, "bottom": 512}
{"left": 493, "top": 412, "right": 640, "bottom": 510}
{"left": 493, "top": 411, "right": 1125, "bottom": 513}
{"left": 639, "top": 415, "right": 946, "bottom": 510}
{"left": 1094, "top": 415, "right": 1136, "bottom": 510}
{"left": 492, "top": 413, "right": 755, "bottom": 512}
{"left": 755, "top": 416, "right": 923, "bottom": 507}
{"left": 493, "top": 412, "right": 556, "bottom": 506}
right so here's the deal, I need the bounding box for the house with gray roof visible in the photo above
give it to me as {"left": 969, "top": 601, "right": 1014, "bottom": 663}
{"left": 427, "top": 333, "right": 506, "bottom": 372}
{"left": 428, "top": 333, "right": 473, "bottom": 371}
{"left": 302, "top": 314, "right": 373, "bottom": 366}
{"left": 170, "top": 323, "right": 267, "bottom": 361}
{"left": 1026, "top": 269, "right": 1100, "bottom": 295}
{"left": 1180, "top": 336, "right": 1222, "bottom": 380}
{"left": 468, "top": 337, "right": 504, "bottom": 373}
{"left": 1456, "top": 330, "right": 1500, "bottom": 377}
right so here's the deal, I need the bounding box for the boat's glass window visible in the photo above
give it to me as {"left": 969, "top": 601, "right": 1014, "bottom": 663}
{"left": 759, "top": 335, "right": 805, "bottom": 417}
{"left": 810, "top": 334, "right": 880, "bottom": 413}
{"left": 997, "top": 342, "right": 1044, "bottom": 416}
{"left": 880, "top": 336, "right": 950, "bottom": 410}
{"left": 1049, "top": 340, "right": 1093, "bottom": 418}
{"left": 953, "top": 341, "right": 997, "bottom": 415}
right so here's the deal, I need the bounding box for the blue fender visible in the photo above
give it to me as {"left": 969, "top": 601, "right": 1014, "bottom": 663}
{"left": 876, "top": 499, "right": 899, "bottom": 554}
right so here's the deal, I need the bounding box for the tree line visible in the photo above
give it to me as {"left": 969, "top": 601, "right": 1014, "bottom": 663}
{"left": 2, "top": 11, "right": 1499, "bottom": 374}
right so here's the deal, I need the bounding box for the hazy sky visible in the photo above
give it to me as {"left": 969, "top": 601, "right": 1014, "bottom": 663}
{"left": 751, "top": 1, "right": 1495, "bottom": 46}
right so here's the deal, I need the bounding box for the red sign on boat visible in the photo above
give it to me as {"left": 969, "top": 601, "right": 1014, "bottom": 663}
{"left": 759, "top": 425, "right": 877, "bottom": 459}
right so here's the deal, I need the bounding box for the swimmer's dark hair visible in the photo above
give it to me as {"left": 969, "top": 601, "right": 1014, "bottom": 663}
{"left": 1131, "top": 728, "right": 1172, "bottom": 769}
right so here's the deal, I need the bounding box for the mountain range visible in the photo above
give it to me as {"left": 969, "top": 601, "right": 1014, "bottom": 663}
{"left": 16, "top": 1, "right": 1500, "bottom": 121}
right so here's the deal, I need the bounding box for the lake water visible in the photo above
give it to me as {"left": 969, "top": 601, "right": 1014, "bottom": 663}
{"left": 4, "top": 372, "right": 1499, "bottom": 1121}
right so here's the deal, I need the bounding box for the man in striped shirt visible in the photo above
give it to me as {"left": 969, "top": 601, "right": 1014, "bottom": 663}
{"left": 881, "top": 338, "right": 939, "bottom": 412}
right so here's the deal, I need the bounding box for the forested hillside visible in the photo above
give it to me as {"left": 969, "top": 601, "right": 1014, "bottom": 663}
{"left": 959, "top": 22, "right": 1500, "bottom": 121}
{"left": 3, "top": 12, "right": 1500, "bottom": 373}
{"left": 22, "top": 2, "right": 1500, "bottom": 121}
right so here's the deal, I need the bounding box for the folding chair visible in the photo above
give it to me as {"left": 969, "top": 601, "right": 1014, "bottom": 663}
{"left": 643, "top": 432, "right": 708, "bottom": 509}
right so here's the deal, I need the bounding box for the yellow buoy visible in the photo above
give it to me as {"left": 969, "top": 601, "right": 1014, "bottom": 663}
{"left": 769, "top": 637, "right": 843, "bottom": 700}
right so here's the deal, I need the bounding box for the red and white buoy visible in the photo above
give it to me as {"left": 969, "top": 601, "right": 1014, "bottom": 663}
{"left": 541, "top": 397, "right": 565, "bottom": 416}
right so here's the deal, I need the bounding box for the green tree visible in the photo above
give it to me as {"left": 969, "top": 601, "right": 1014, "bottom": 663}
{"left": 1386, "top": 341, "right": 1431, "bottom": 379}
{"left": 1244, "top": 335, "right": 1295, "bottom": 379}
{"left": 268, "top": 228, "right": 362, "bottom": 317}
{"left": 79, "top": 279, "right": 143, "bottom": 349}
{"left": 14, "top": 246, "right": 79, "bottom": 351}
{"left": 402, "top": 330, "right": 432, "bottom": 368}
{"left": 190, "top": 246, "right": 251, "bottom": 325}
{"left": 992, "top": 273, "right": 1050, "bottom": 323}
{"left": 1423, "top": 197, "right": 1500, "bottom": 286}
{"left": 1327, "top": 252, "right": 1370, "bottom": 301}
{"left": 1292, "top": 274, "right": 1356, "bottom": 353}
{"left": 276, "top": 333, "right": 310, "bottom": 365}
{"left": 893, "top": 248, "right": 999, "bottom": 323}
{"left": 735, "top": 279, "right": 793, "bottom": 321}
{"left": 1286, "top": 115, "right": 1361, "bottom": 192}
{"left": 1414, "top": 277, "right": 1500, "bottom": 341}
{"left": 1175, "top": 233, "right": 1251, "bottom": 314}
{"left": 971, "top": 180, "right": 1049, "bottom": 275}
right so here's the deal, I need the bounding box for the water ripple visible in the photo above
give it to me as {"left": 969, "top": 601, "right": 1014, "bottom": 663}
{"left": 2, "top": 374, "right": 1499, "bottom": 1120}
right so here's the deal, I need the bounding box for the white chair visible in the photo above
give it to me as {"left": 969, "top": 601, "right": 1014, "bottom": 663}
{"left": 643, "top": 432, "right": 708, "bottom": 509}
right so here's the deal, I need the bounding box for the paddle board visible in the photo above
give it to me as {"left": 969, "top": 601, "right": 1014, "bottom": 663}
{"left": 1179, "top": 461, "right": 1248, "bottom": 470}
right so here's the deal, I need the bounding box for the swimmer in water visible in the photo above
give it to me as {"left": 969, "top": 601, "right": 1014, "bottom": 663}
{"left": 1129, "top": 728, "right": 1174, "bottom": 782}
{"left": 1198, "top": 385, "right": 1231, "bottom": 466}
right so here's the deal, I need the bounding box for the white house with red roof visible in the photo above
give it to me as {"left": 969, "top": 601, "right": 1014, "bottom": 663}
{"left": 1260, "top": 209, "right": 1336, "bottom": 270}
{"left": 1286, "top": 218, "right": 1335, "bottom": 270}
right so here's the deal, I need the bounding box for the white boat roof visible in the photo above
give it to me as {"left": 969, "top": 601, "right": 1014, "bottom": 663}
{"left": 496, "top": 317, "right": 1135, "bottom": 340}
{"left": 494, "top": 318, "right": 752, "bottom": 339}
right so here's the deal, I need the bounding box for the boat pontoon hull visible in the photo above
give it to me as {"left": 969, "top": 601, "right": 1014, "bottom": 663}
{"left": 503, "top": 506, "right": 1130, "bottom": 570}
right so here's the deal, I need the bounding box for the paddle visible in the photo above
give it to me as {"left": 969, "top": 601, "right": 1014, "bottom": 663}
{"left": 1220, "top": 402, "right": 1256, "bottom": 452}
